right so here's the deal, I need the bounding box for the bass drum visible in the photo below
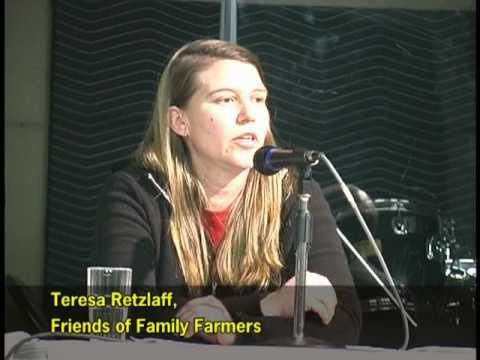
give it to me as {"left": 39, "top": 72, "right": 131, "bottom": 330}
{"left": 336, "top": 198, "right": 444, "bottom": 289}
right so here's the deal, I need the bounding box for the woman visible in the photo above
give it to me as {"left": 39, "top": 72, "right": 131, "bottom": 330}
{"left": 95, "top": 39, "right": 361, "bottom": 345}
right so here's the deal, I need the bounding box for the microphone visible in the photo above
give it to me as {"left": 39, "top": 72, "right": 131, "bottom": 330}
{"left": 253, "top": 145, "right": 321, "bottom": 175}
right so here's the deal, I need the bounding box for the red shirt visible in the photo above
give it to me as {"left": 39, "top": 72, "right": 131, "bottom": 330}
{"left": 202, "top": 208, "right": 229, "bottom": 250}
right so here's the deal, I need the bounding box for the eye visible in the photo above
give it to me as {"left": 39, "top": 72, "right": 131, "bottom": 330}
{"left": 254, "top": 96, "right": 266, "bottom": 103}
{"left": 216, "top": 96, "right": 237, "bottom": 104}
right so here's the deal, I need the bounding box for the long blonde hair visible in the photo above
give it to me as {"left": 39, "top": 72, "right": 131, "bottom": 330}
{"left": 136, "top": 39, "right": 294, "bottom": 293}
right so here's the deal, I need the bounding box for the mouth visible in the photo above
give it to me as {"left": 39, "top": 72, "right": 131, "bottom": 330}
{"left": 233, "top": 133, "right": 258, "bottom": 148}
{"left": 235, "top": 133, "right": 257, "bottom": 141}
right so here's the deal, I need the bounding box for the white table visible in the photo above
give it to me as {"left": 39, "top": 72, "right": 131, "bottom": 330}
{"left": 5, "top": 332, "right": 476, "bottom": 360}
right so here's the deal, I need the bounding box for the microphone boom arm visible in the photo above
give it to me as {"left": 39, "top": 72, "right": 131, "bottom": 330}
{"left": 318, "top": 152, "right": 413, "bottom": 350}
{"left": 336, "top": 228, "right": 418, "bottom": 327}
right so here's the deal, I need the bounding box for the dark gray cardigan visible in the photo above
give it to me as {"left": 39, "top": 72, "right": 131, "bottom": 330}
{"left": 94, "top": 165, "right": 361, "bottom": 345}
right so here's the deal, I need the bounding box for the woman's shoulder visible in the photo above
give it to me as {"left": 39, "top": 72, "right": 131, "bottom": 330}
{"left": 281, "top": 176, "right": 323, "bottom": 205}
{"left": 104, "top": 161, "right": 170, "bottom": 205}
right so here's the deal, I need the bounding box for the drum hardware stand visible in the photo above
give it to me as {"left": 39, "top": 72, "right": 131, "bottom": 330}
{"left": 426, "top": 218, "right": 458, "bottom": 275}
{"left": 426, "top": 236, "right": 436, "bottom": 260}
{"left": 431, "top": 217, "right": 474, "bottom": 327}
{"left": 441, "top": 218, "right": 457, "bottom": 277}
{"left": 392, "top": 200, "right": 408, "bottom": 235}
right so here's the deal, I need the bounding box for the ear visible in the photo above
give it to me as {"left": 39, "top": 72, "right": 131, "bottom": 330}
{"left": 168, "top": 106, "right": 189, "bottom": 137}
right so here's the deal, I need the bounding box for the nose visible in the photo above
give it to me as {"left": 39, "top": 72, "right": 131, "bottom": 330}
{"left": 237, "top": 99, "right": 256, "bottom": 124}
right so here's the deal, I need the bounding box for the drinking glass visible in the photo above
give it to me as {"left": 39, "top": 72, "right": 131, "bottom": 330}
{"left": 87, "top": 266, "right": 132, "bottom": 341}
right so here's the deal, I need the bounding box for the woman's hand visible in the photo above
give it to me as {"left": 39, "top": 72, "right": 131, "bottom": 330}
{"left": 260, "top": 271, "right": 338, "bottom": 325}
{"left": 176, "top": 295, "right": 236, "bottom": 345}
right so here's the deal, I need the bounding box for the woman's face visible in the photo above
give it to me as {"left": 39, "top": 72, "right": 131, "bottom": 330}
{"left": 172, "top": 59, "right": 270, "bottom": 175}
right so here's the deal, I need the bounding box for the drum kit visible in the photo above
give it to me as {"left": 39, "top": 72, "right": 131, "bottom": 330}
{"left": 331, "top": 190, "right": 476, "bottom": 326}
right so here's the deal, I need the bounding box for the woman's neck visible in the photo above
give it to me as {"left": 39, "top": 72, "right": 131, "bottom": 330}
{"left": 194, "top": 166, "right": 250, "bottom": 212}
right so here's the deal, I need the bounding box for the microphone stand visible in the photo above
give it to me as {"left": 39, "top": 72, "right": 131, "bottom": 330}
{"left": 293, "top": 165, "right": 319, "bottom": 345}
{"left": 260, "top": 165, "right": 339, "bottom": 347}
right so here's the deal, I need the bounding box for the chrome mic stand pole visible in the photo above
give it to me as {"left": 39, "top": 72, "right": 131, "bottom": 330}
{"left": 290, "top": 165, "right": 335, "bottom": 347}
{"left": 292, "top": 165, "right": 313, "bottom": 344}
{"left": 259, "top": 158, "right": 337, "bottom": 347}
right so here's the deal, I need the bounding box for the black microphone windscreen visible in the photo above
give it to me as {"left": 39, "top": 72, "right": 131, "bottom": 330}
{"left": 253, "top": 145, "right": 279, "bottom": 175}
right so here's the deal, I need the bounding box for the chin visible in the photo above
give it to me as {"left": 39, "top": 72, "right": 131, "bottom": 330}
{"left": 230, "top": 158, "right": 254, "bottom": 171}
{"left": 236, "top": 162, "right": 254, "bottom": 171}
{"left": 225, "top": 149, "right": 258, "bottom": 171}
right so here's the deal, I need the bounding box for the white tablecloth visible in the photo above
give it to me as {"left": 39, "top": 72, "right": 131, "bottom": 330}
{"left": 5, "top": 332, "right": 476, "bottom": 360}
